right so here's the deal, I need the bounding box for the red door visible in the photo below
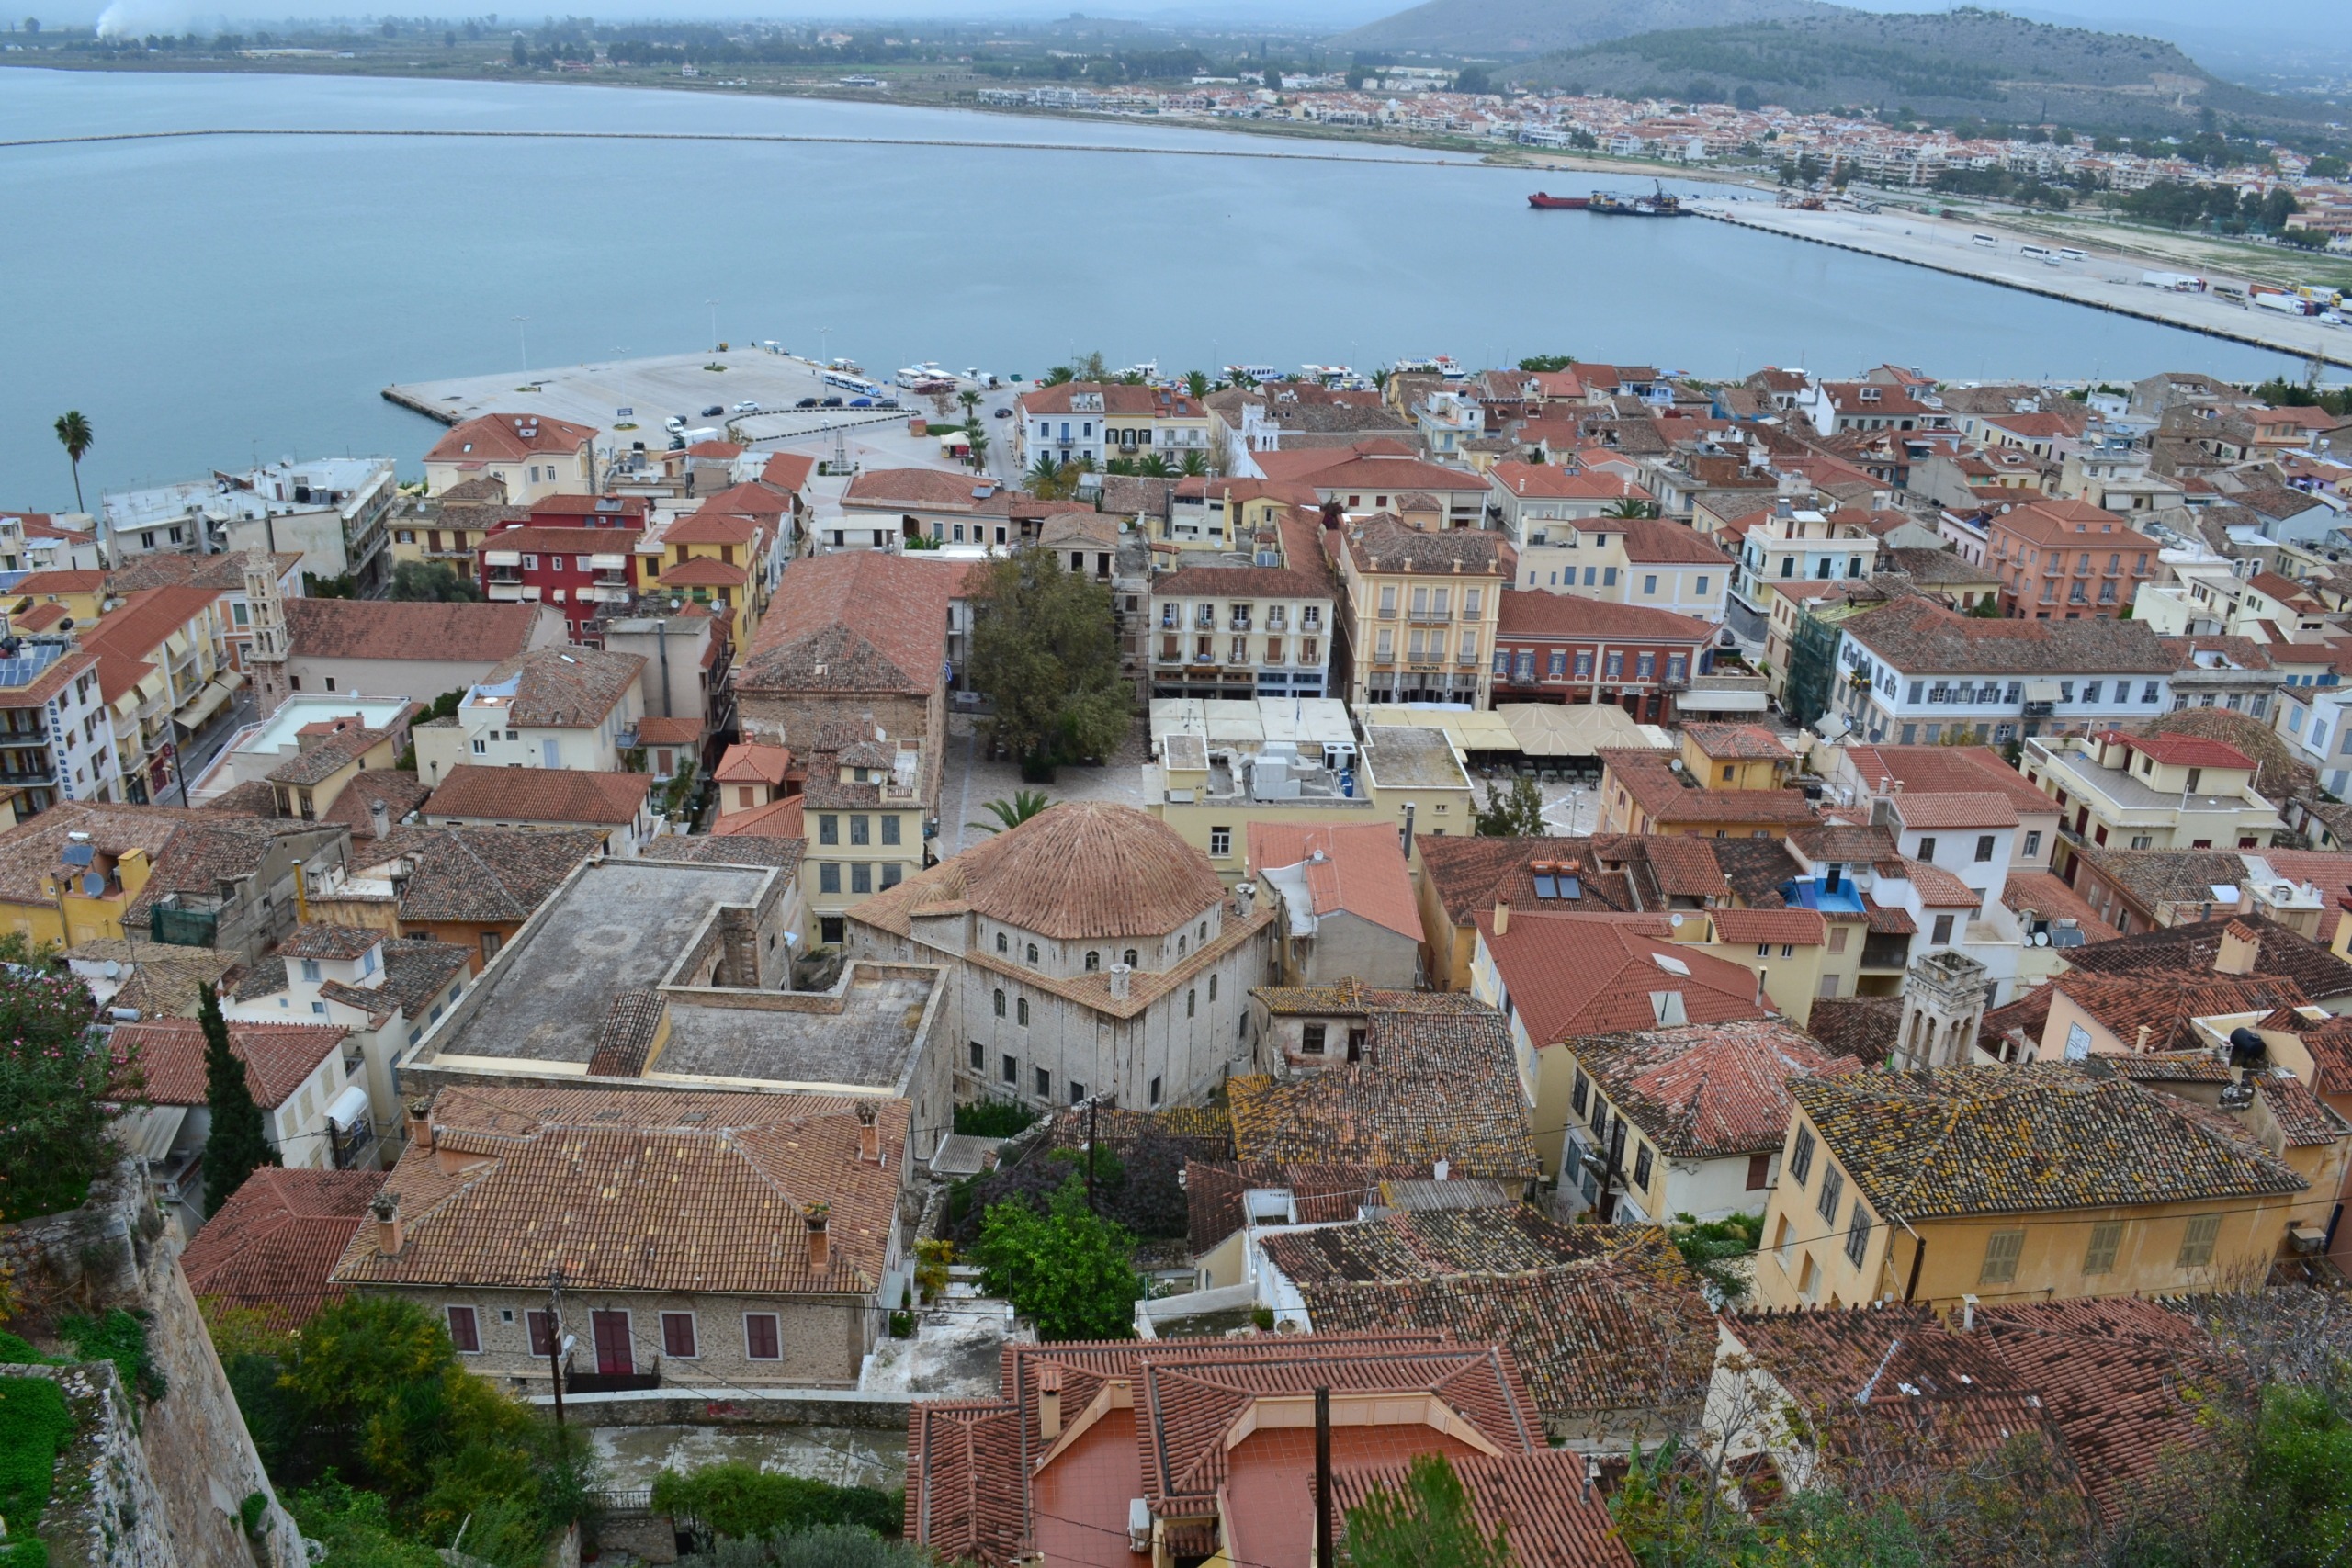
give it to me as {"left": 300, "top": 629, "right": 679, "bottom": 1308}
{"left": 591, "top": 1311, "right": 633, "bottom": 1376}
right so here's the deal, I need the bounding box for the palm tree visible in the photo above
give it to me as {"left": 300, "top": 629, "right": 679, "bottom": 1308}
{"left": 1184, "top": 370, "right": 1210, "bottom": 400}
{"left": 967, "top": 790, "right": 1051, "bottom": 834}
{"left": 957, "top": 389, "right": 981, "bottom": 419}
{"left": 1136, "top": 454, "right": 1173, "bottom": 479}
{"left": 53, "top": 411, "right": 93, "bottom": 512}
{"left": 1602, "top": 496, "right": 1657, "bottom": 520}
{"left": 1178, "top": 450, "right": 1209, "bottom": 478}
{"left": 1026, "top": 454, "right": 1065, "bottom": 495}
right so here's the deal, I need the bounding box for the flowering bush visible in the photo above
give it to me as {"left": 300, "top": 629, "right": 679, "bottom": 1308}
{"left": 0, "top": 963, "right": 111, "bottom": 1222}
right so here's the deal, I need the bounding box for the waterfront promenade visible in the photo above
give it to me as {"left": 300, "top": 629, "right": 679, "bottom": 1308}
{"left": 1694, "top": 199, "right": 2352, "bottom": 368}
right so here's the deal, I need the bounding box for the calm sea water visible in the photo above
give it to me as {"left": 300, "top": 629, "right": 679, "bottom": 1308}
{"left": 0, "top": 68, "right": 2307, "bottom": 508}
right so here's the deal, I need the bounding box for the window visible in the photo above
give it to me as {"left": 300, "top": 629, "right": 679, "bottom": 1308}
{"left": 1209, "top": 827, "right": 1231, "bottom": 857}
{"left": 661, "top": 1312, "right": 698, "bottom": 1359}
{"left": 1035, "top": 1066, "right": 1051, "bottom": 1098}
{"left": 1844, "top": 1203, "right": 1871, "bottom": 1268}
{"left": 481, "top": 931, "right": 502, "bottom": 963}
{"left": 1632, "top": 1145, "right": 1654, "bottom": 1191}
{"left": 2177, "top": 1213, "right": 2222, "bottom": 1269}
{"left": 996, "top": 932, "right": 1009, "bottom": 954}
{"left": 1980, "top": 1229, "right": 2025, "bottom": 1284}
{"left": 1025, "top": 942, "right": 1039, "bottom": 964}
{"left": 1815, "top": 1164, "right": 1844, "bottom": 1224}
{"left": 819, "top": 863, "right": 840, "bottom": 894}
{"left": 1186, "top": 988, "right": 1196, "bottom": 1018}
{"left": 850, "top": 815, "right": 870, "bottom": 845}
{"left": 1930, "top": 914, "right": 1954, "bottom": 945}
{"left": 526, "top": 1309, "right": 555, "bottom": 1358}
{"left": 1208, "top": 975, "right": 1217, "bottom": 1002}
{"left": 1790, "top": 1125, "right": 1815, "bottom": 1187}
{"left": 2083, "top": 1220, "right": 2123, "bottom": 1276}
{"left": 1016, "top": 998, "right": 1029, "bottom": 1026}
{"left": 851, "top": 863, "right": 872, "bottom": 895}
{"left": 471, "top": 738, "right": 488, "bottom": 756}
{"left": 1085, "top": 951, "right": 1100, "bottom": 972}
{"left": 743, "top": 1314, "right": 782, "bottom": 1360}
{"left": 969, "top": 1040, "right": 983, "bottom": 1070}
{"left": 1124, "top": 949, "right": 1138, "bottom": 967}
{"left": 1746, "top": 1153, "right": 1770, "bottom": 1190}
{"left": 1302, "top": 1022, "right": 1327, "bottom": 1055}
{"left": 1001, "top": 1054, "right": 1017, "bottom": 1084}
{"left": 1642, "top": 574, "right": 1657, "bottom": 595}
{"left": 1604, "top": 651, "right": 1623, "bottom": 679}
{"left": 819, "top": 815, "right": 839, "bottom": 845}
{"left": 1148, "top": 1076, "right": 1162, "bottom": 1106}
{"left": 1974, "top": 835, "right": 1996, "bottom": 863}
{"left": 1828, "top": 926, "right": 1849, "bottom": 953}
{"left": 881, "top": 816, "right": 901, "bottom": 846}
{"left": 2023, "top": 830, "right": 2041, "bottom": 857}
{"left": 1917, "top": 837, "right": 1936, "bottom": 863}
{"left": 300, "top": 958, "right": 322, "bottom": 982}
{"left": 881, "top": 864, "right": 901, "bottom": 889}
{"left": 993, "top": 988, "right": 1005, "bottom": 1018}
{"left": 1069, "top": 1080, "right": 1085, "bottom": 1103}
{"left": 447, "top": 1305, "right": 481, "bottom": 1353}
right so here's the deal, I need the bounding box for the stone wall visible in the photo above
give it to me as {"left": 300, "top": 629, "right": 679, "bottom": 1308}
{"left": 0, "top": 1162, "right": 304, "bottom": 1568}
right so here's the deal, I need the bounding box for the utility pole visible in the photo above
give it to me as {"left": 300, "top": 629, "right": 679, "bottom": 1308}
{"left": 546, "top": 1266, "right": 567, "bottom": 1427}
{"left": 1085, "top": 1098, "right": 1097, "bottom": 1213}
{"left": 1314, "top": 1385, "right": 1334, "bottom": 1568}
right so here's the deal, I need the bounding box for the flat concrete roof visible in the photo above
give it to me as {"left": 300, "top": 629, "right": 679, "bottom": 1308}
{"left": 236, "top": 694, "right": 414, "bottom": 758}
{"left": 446, "top": 858, "right": 774, "bottom": 1066}
{"left": 1357, "top": 725, "right": 1469, "bottom": 791}
{"left": 654, "top": 968, "right": 942, "bottom": 1086}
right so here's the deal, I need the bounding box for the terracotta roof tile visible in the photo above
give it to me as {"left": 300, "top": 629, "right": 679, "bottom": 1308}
{"left": 425, "top": 764, "right": 651, "bottom": 827}
{"left": 1570, "top": 1019, "right": 1862, "bottom": 1158}
{"left": 2062, "top": 914, "right": 2352, "bottom": 1002}
{"left": 286, "top": 598, "right": 548, "bottom": 664}
{"left": 347, "top": 824, "right": 605, "bottom": 925}
{"left": 1418, "top": 835, "right": 1638, "bottom": 924}
{"left": 1476, "top": 909, "right": 1768, "bottom": 1041}
{"left": 1247, "top": 820, "right": 1420, "bottom": 942}
{"left": 739, "top": 553, "right": 956, "bottom": 698}
{"left": 1330, "top": 1452, "right": 1634, "bottom": 1568}
{"left": 1843, "top": 595, "right": 2174, "bottom": 676}
{"left": 471, "top": 645, "right": 642, "bottom": 728}
{"left": 111, "top": 1017, "right": 345, "bottom": 1109}
{"left": 179, "top": 1167, "right": 386, "bottom": 1327}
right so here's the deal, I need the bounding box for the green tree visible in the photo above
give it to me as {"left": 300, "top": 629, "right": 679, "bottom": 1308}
{"left": 1603, "top": 496, "right": 1657, "bottom": 520}
{"left": 967, "top": 789, "right": 1051, "bottom": 834}
{"left": 0, "top": 958, "right": 109, "bottom": 1221}
{"left": 1667, "top": 1211, "right": 1761, "bottom": 1304}
{"left": 1341, "top": 1452, "right": 1514, "bottom": 1568}
{"left": 1473, "top": 774, "right": 1547, "bottom": 837}
{"left": 200, "top": 981, "right": 277, "bottom": 1215}
{"left": 1179, "top": 449, "right": 1209, "bottom": 477}
{"left": 967, "top": 546, "right": 1132, "bottom": 779}
{"left": 972, "top": 1177, "right": 1144, "bottom": 1341}
{"left": 1184, "top": 368, "right": 1210, "bottom": 400}
{"left": 956, "top": 388, "right": 980, "bottom": 420}
{"left": 52, "top": 409, "right": 93, "bottom": 513}
{"left": 389, "top": 559, "right": 485, "bottom": 603}
{"left": 648, "top": 1464, "right": 900, "bottom": 1540}
{"left": 510, "top": 35, "right": 526, "bottom": 65}
{"left": 1517, "top": 355, "right": 1574, "bottom": 372}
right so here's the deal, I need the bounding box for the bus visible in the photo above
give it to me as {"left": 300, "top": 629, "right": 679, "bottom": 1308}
{"left": 2058, "top": 247, "right": 2087, "bottom": 262}
{"left": 2019, "top": 244, "right": 2052, "bottom": 259}
{"left": 825, "top": 370, "right": 886, "bottom": 400}
{"left": 1972, "top": 233, "right": 1997, "bottom": 248}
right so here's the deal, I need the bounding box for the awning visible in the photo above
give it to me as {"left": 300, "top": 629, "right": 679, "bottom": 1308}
{"left": 326, "top": 1081, "right": 372, "bottom": 1133}
{"left": 2023, "top": 679, "right": 2063, "bottom": 702}
{"left": 113, "top": 1103, "right": 187, "bottom": 1163}
{"left": 1358, "top": 705, "right": 1520, "bottom": 753}
{"left": 1497, "top": 702, "right": 1664, "bottom": 757}
{"left": 174, "top": 672, "right": 242, "bottom": 730}
{"left": 1676, "top": 689, "right": 1770, "bottom": 713}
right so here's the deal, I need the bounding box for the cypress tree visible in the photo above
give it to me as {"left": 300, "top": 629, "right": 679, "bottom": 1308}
{"left": 200, "top": 981, "right": 277, "bottom": 1215}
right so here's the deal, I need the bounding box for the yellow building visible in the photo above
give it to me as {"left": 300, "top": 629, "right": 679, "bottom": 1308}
{"left": 804, "top": 738, "right": 928, "bottom": 946}
{"left": 1329, "top": 513, "right": 1509, "bottom": 706}
{"left": 2020, "top": 729, "right": 2284, "bottom": 870}
{"left": 1679, "top": 722, "right": 1792, "bottom": 791}
{"left": 1596, "top": 748, "right": 1818, "bottom": 839}
{"left": 7, "top": 569, "right": 109, "bottom": 630}
{"left": 0, "top": 800, "right": 177, "bottom": 946}
{"left": 79, "top": 586, "right": 235, "bottom": 807}
{"left": 1756, "top": 1063, "right": 2314, "bottom": 1314}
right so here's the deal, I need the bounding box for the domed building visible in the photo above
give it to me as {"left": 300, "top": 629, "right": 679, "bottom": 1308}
{"left": 847, "top": 802, "right": 1273, "bottom": 1113}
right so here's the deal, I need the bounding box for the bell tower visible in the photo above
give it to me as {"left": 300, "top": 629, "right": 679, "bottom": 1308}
{"left": 1891, "top": 949, "right": 1992, "bottom": 1073}
{"left": 243, "top": 550, "right": 289, "bottom": 719}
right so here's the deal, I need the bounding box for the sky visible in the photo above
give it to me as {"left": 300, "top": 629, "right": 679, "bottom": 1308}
{"left": 34, "top": 0, "right": 2341, "bottom": 60}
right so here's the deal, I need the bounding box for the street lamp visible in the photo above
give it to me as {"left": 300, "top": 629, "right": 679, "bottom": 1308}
{"left": 512, "top": 315, "right": 529, "bottom": 376}
{"left": 706, "top": 299, "right": 718, "bottom": 349}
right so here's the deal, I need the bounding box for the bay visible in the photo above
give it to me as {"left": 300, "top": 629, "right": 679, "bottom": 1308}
{"left": 0, "top": 67, "right": 2306, "bottom": 508}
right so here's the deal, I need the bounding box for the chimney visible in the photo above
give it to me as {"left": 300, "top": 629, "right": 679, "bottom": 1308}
{"left": 2134, "top": 1023, "right": 2152, "bottom": 1053}
{"left": 804, "top": 1201, "right": 831, "bottom": 1273}
{"left": 1961, "top": 1293, "right": 1979, "bottom": 1332}
{"left": 1109, "top": 963, "right": 1132, "bottom": 1001}
{"left": 1493, "top": 898, "right": 1510, "bottom": 937}
{"left": 404, "top": 1099, "right": 434, "bottom": 1151}
{"left": 368, "top": 799, "right": 390, "bottom": 840}
{"left": 370, "top": 1192, "right": 403, "bottom": 1257}
{"left": 2216, "top": 920, "right": 2259, "bottom": 976}
{"left": 855, "top": 1100, "right": 881, "bottom": 1165}
{"left": 1038, "top": 1365, "right": 1063, "bottom": 1439}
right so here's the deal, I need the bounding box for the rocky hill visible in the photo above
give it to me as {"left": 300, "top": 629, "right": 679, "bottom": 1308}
{"left": 1510, "top": 7, "right": 2329, "bottom": 132}
{"left": 1333, "top": 0, "right": 1833, "bottom": 60}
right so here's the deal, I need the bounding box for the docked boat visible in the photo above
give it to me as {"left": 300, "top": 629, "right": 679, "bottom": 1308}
{"left": 1527, "top": 191, "right": 1590, "bottom": 210}
{"left": 1589, "top": 181, "right": 1691, "bottom": 218}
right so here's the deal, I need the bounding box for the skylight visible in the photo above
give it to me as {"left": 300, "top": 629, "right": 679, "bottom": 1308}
{"left": 1650, "top": 953, "right": 1690, "bottom": 977}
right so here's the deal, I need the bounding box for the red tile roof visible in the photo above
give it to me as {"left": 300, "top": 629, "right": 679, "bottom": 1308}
{"left": 1570, "top": 1018, "right": 1862, "bottom": 1158}
{"left": 711, "top": 795, "right": 806, "bottom": 839}
{"left": 1329, "top": 1450, "right": 1633, "bottom": 1565}
{"left": 715, "top": 742, "right": 793, "bottom": 785}
{"left": 1495, "top": 592, "right": 1714, "bottom": 643}
{"left": 1709, "top": 905, "right": 1827, "bottom": 945}
{"left": 180, "top": 1168, "right": 386, "bottom": 1326}
{"left": 1247, "top": 820, "right": 1421, "bottom": 942}
{"left": 79, "top": 586, "right": 220, "bottom": 663}
{"left": 740, "top": 553, "right": 956, "bottom": 698}
{"left": 285, "top": 598, "right": 548, "bottom": 664}
{"left": 2114, "top": 729, "right": 2256, "bottom": 771}
{"left": 1889, "top": 790, "right": 2020, "bottom": 829}
{"left": 424, "top": 764, "right": 651, "bottom": 827}
{"left": 112, "top": 1018, "right": 346, "bottom": 1110}
{"left": 425, "top": 413, "right": 596, "bottom": 462}
{"left": 1476, "top": 910, "right": 1769, "bottom": 1040}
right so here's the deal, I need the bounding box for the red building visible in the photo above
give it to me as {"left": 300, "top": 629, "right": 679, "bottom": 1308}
{"left": 478, "top": 524, "right": 643, "bottom": 640}
{"left": 1985, "top": 498, "right": 2159, "bottom": 621}
{"left": 1490, "top": 592, "right": 1716, "bottom": 722}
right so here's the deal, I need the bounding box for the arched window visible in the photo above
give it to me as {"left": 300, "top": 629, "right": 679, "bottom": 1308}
{"left": 1025, "top": 942, "right": 1039, "bottom": 964}
{"left": 992, "top": 988, "right": 1005, "bottom": 1017}
{"left": 1178, "top": 935, "right": 1187, "bottom": 957}
{"left": 1123, "top": 949, "right": 1138, "bottom": 967}
{"left": 1017, "top": 998, "right": 1030, "bottom": 1026}
{"left": 1084, "top": 951, "right": 1101, "bottom": 972}
{"left": 995, "top": 931, "right": 1008, "bottom": 954}
{"left": 1198, "top": 920, "right": 1207, "bottom": 942}
{"left": 1208, "top": 975, "right": 1217, "bottom": 1002}
{"left": 1186, "top": 988, "right": 1197, "bottom": 1018}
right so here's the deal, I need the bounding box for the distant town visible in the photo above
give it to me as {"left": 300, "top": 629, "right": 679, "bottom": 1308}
{"left": 4, "top": 337, "right": 2352, "bottom": 1567}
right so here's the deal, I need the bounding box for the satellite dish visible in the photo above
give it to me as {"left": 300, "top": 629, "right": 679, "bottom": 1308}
{"left": 80, "top": 872, "right": 107, "bottom": 897}
{"left": 2032, "top": 931, "right": 2051, "bottom": 947}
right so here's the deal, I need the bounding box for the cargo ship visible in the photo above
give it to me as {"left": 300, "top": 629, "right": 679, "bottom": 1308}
{"left": 1589, "top": 181, "right": 1691, "bottom": 217}
{"left": 1527, "top": 191, "right": 1590, "bottom": 210}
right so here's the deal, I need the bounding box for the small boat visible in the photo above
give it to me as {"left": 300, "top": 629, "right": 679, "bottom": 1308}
{"left": 1528, "top": 191, "right": 1589, "bottom": 210}
{"left": 1589, "top": 180, "right": 1691, "bottom": 218}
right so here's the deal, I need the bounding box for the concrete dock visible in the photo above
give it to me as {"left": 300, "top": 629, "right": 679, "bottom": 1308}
{"left": 1693, "top": 200, "right": 2352, "bottom": 370}
{"left": 383, "top": 347, "right": 919, "bottom": 451}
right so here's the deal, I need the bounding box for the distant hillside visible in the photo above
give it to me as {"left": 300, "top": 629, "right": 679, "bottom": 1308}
{"left": 1332, "top": 0, "right": 1835, "bottom": 61}
{"left": 1512, "top": 8, "right": 2331, "bottom": 132}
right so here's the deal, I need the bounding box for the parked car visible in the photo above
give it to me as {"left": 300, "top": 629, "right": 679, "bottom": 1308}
{"left": 849, "top": 397, "right": 873, "bottom": 407}
{"left": 820, "top": 397, "right": 843, "bottom": 408}
{"left": 699, "top": 404, "right": 725, "bottom": 417}
{"left": 733, "top": 400, "right": 760, "bottom": 412}
{"left": 992, "top": 407, "right": 1012, "bottom": 418}
{"left": 663, "top": 416, "right": 686, "bottom": 433}
{"left": 876, "top": 399, "right": 900, "bottom": 410}
{"left": 795, "top": 397, "right": 820, "bottom": 409}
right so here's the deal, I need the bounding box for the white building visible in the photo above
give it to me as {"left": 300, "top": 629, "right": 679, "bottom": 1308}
{"left": 412, "top": 644, "right": 647, "bottom": 784}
